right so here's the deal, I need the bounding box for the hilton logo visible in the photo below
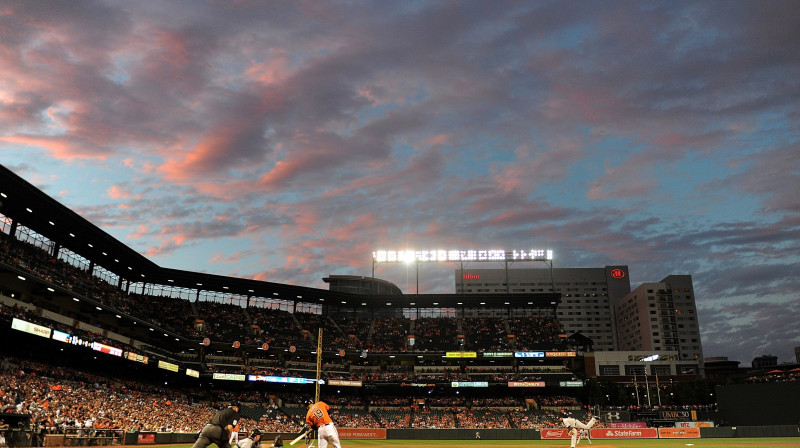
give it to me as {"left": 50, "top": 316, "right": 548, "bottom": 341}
{"left": 462, "top": 274, "right": 480, "bottom": 279}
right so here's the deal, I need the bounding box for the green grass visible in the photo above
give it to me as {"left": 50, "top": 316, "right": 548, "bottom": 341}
{"left": 341, "top": 438, "right": 800, "bottom": 447}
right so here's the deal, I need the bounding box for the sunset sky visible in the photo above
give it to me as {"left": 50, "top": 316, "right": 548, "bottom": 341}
{"left": 1, "top": 1, "right": 798, "bottom": 366}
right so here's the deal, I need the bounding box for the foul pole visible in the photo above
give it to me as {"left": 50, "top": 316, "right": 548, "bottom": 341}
{"left": 315, "top": 328, "right": 322, "bottom": 401}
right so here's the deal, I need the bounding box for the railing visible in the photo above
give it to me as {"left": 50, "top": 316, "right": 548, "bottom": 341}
{"left": 43, "top": 428, "right": 125, "bottom": 447}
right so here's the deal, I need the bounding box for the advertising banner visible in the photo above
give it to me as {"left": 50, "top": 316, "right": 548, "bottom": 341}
{"left": 593, "top": 428, "right": 658, "bottom": 439}
{"left": 659, "top": 410, "right": 692, "bottom": 420}
{"left": 608, "top": 421, "right": 646, "bottom": 428}
{"left": 157, "top": 360, "right": 179, "bottom": 372}
{"left": 212, "top": 373, "right": 245, "bottom": 381}
{"left": 540, "top": 428, "right": 570, "bottom": 439}
{"left": 451, "top": 381, "right": 488, "bottom": 388}
{"left": 545, "top": 351, "right": 577, "bottom": 357}
{"left": 446, "top": 352, "right": 477, "bottom": 358}
{"left": 514, "top": 351, "right": 545, "bottom": 358}
{"left": 327, "top": 380, "right": 363, "bottom": 387}
{"left": 508, "top": 381, "right": 546, "bottom": 388}
{"left": 658, "top": 427, "right": 701, "bottom": 438}
{"left": 600, "top": 410, "right": 631, "bottom": 422}
{"left": 137, "top": 433, "right": 156, "bottom": 444}
{"left": 336, "top": 428, "right": 386, "bottom": 439}
{"left": 676, "top": 421, "right": 715, "bottom": 428}
{"left": 11, "top": 318, "right": 51, "bottom": 338}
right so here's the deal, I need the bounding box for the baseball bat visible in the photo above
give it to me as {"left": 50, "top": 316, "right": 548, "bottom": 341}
{"left": 289, "top": 429, "right": 312, "bottom": 446}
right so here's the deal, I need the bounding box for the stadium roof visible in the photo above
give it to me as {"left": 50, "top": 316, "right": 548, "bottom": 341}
{"left": 0, "top": 164, "right": 560, "bottom": 311}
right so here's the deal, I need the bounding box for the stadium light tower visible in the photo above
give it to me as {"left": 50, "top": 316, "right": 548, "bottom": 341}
{"left": 371, "top": 248, "right": 554, "bottom": 294}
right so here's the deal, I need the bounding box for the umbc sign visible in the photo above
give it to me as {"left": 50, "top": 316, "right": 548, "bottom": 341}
{"left": 659, "top": 410, "right": 692, "bottom": 420}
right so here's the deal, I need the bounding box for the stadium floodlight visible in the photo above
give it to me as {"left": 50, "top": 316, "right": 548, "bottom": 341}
{"left": 372, "top": 247, "right": 555, "bottom": 294}
{"left": 372, "top": 248, "right": 553, "bottom": 263}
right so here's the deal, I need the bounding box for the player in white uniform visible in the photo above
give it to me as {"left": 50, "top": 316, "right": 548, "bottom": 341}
{"left": 562, "top": 414, "right": 596, "bottom": 448}
{"left": 576, "top": 412, "right": 593, "bottom": 445}
{"left": 234, "top": 429, "right": 262, "bottom": 448}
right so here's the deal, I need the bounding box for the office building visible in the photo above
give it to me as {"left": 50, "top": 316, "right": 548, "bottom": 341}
{"left": 615, "top": 275, "right": 703, "bottom": 373}
{"left": 454, "top": 266, "right": 631, "bottom": 351}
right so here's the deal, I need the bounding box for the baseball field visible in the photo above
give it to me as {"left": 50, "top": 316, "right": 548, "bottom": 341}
{"left": 157, "top": 438, "right": 800, "bottom": 448}
{"left": 340, "top": 439, "right": 800, "bottom": 447}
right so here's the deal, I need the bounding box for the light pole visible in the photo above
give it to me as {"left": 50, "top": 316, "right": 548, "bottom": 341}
{"left": 642, "top": 354, "right": 660, "bottom": 408}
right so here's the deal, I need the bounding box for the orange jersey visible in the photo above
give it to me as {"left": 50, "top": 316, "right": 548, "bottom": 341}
{"left": 305, "top": 401, "right": 333, "bottom": 427}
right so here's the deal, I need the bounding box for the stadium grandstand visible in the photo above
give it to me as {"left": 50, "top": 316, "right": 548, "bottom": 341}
{"left": 1, "top": 164, "right": 796, "bottom": 446}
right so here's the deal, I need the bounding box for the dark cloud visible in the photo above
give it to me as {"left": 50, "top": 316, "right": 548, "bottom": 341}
{"left": 2, "top": 0, "right": 799, "bottom": 364}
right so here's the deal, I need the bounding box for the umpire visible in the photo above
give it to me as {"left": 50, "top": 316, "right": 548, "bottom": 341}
{"left": 192, "top": 401, "right": 242, "bottom": 448}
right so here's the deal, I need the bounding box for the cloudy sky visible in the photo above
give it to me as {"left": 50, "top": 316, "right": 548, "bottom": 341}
{"left": 1, "top": 1, "right": 798, "bottom": 366}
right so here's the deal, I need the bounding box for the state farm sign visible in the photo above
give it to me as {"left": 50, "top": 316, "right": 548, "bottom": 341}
{"left": 594, "top": 428, "right": 658, "bottom": 439}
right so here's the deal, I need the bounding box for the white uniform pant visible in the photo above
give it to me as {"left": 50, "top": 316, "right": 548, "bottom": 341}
{"left": 563, "top": 417, "right": 595, "bottom": 448}
{"left": 576, "top": 428, "right": 591, "bottom": 445}
{"left": 317, "top": 423, "right": 341, "bottom": 448}
{"left": 562, "top": 416, "right": 596, "bottom": 430}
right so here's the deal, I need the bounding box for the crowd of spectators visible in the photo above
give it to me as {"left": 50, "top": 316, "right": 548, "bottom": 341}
{"left": 1, "top": 230, "right": 569, "bottom": 357}
{"left": 410, "top": 409, "right": 456, "bottom": 429}
{"left": 0, "top": 351, "right": 725, "bottom": 436}
{"left": 461, "top": 318, "right": 509, "bottom": 351}
{"left": 0, "top": 350, "right": 588, "bottom": 433}
{"left": 745, "top": 370, "right": 800, "bottom": 383}
{"left": 1, "top": 226, "right": 728, "bottom": 437}
{"left": 330, "top": 409, "right": 379, "bottom": 428}
{"left": 412, "top": 318, "right": 460, "bottom": 352}
{"left": 508, "top": 316, "right": 563, "bottom": 350}
{"left": 2, "top": 295, "right": 572, "bottom": 389}
{"left": 0, "top": 358, "right": 215, "bottom": 434}
{"left": 456, "top": 409, "right": 511, "bottom": 429}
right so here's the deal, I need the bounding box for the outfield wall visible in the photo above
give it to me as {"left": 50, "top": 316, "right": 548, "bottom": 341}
{"left": 716, "top": 381, "right": 800, "bottom": 426}
{"left": 31, "top": 426, "right": 800, "bottom": 447}
{"left": 130, "top": 426, "right": 800, "bottom": 442}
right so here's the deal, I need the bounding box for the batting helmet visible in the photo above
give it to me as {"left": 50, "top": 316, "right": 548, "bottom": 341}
{"left": 304, "top": 398, "right": 315, "bottom": 407}
{"left": 250, "top": 429, "right": 261, "bottom": 439}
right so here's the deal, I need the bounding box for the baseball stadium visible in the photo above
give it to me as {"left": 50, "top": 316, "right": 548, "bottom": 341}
{"left": 1, "top": 164, "right": 798, "bottom": 448}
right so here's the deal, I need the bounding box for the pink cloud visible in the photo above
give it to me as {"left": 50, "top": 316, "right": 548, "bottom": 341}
{"left": 276, "top": 202, "right": 321, "bottom": 237}
{"left": 245, "top": 52, "right": 290, "bottom": 85}
{"left": 586, "top": 176, "right": 657, "bottom": 201}
{"left": 128, "top": 225, "right": 149, "bottom": 240}
{"left": 489, "top": 140, "right": 583, "bottom": 195}
{"left": 107, "top": 184, "right": 131, "bottom": 199}
{"left": 0, "top": 134, "right": 109, "bottom": 160}
{"left": 425, "top": 134, "right": 450, "bottom": 146}
{"left": 143, "top": 234, "right": 187, "bottom": 257}
{"left": 545, "top": 84, "right": 624, "bottom": 124}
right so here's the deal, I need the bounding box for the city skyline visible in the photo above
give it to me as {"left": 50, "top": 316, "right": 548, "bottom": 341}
{"left": 1, "top": 1, "right": 798, "bottom": 365}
